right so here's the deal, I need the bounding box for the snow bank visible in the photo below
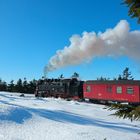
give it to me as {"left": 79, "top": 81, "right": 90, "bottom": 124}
{"left": 0, "top": 92, "right": 140, "bottom": 140}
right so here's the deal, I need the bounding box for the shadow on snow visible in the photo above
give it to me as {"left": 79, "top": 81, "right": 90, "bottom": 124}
{"left": 0, "top": 108, "right": 32, "bottom": 124}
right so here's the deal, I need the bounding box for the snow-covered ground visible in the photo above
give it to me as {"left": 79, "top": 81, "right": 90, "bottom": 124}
{"left": 0, "top": 92, "right": 140, "bottom": 140}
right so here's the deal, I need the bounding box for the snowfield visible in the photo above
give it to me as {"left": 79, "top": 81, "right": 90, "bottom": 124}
{"left": 0, "top": 92, "right": 140, "bottom": 140}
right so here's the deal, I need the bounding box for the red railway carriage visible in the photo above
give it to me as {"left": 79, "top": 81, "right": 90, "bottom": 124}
{"left": 83, "top": 80, "right": 140, "bottom": 104}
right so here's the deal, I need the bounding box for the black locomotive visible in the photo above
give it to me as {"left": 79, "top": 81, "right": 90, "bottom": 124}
{"left": 35, "top": 78, "right": 83, "bottom": 99}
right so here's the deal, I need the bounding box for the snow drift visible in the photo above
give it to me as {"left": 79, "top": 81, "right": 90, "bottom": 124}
{"left": 45, "top": 20, "right": 140, "bottom": 74}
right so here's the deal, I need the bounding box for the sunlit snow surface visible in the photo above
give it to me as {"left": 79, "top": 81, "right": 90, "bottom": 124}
{"left": 0, "top": 92, "right": 140, "bottom": 140}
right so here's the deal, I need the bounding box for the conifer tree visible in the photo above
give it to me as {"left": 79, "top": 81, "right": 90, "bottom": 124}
{"left": 118, "top": 67, "right": 133, "bottom": 80}
{"left": 8, "top": 80, "right": 15, "bottom": 92}
{"left": 122, "top": 67, "right": 133, "bottom": 80}
{"left": 71, "top": 72, "right": 79, "bottom": 79}
{"left": 28, "top": 79, "right": 37, "bottom": 93}
{"left": 0, "top": 78, "right": 7, "bottom": 91}
{"left": 107, "top": 104, "right": 140, "bottom": 121}
{"left": 16, "top": 78, "right": 23, "bottom": 93}
{"left": 123, "top": 0, "right": 140, "bottom": 23}
{"left": 23, "top": 78, "right": 28, "bottom": 93}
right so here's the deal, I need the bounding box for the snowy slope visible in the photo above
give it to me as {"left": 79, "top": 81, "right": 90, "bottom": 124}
{"left": 0, "top": 92, "right": 140, "bottom": 140}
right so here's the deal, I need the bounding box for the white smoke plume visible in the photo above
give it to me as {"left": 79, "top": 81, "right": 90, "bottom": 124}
{"left": 45, "top": 20, "right": 140, "bottom": 73}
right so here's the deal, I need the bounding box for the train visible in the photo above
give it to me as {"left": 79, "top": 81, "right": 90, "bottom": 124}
{"left": 35, "top": 78, "right": 140, "bottom": 105}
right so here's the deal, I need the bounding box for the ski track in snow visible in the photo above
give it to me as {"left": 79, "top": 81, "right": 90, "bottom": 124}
{"left": 0, "top": 92, "right": 140, "bottom": 140}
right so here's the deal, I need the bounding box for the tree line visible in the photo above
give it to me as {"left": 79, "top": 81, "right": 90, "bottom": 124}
{"left": 0, "top": 68, "right": 134, "bottom": 94}
{"left": 97, "top": 67, "right": 134, "bottom": 81}
{"left": 0, "top": 78, "right": 37, "bottom": 94}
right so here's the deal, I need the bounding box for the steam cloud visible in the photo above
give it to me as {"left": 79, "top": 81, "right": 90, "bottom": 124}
{"left": 45, "top": 20, "right": 140, "bottom": 74}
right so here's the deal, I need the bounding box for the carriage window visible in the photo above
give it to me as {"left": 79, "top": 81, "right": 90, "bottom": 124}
{"left": 127, "top": 87, "right": 133, "bottom": 94}
{"left": 86, "top": 85, "right": 91, "bottom": 92}
{"left": 116, "top": 86, "right": 122, "bottom": 94}
{"left": 107, "top": 86, "right": 112, "bottom": 93}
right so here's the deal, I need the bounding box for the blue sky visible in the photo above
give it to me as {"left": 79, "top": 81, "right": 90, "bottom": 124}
{"left": 0, "top": 0, "right": 139, "bottom": 82}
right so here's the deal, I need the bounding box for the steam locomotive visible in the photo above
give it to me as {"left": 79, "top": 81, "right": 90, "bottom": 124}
{"left": 35, "top": 78, "right": 83, "bottom": 99}
{"left": 35, "top": 78, "right": 140, "bottom": 104}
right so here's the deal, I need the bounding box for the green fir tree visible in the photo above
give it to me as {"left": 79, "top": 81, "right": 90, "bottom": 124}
{"left": 106, "top": 104, "right": 140, "bottom": 121}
